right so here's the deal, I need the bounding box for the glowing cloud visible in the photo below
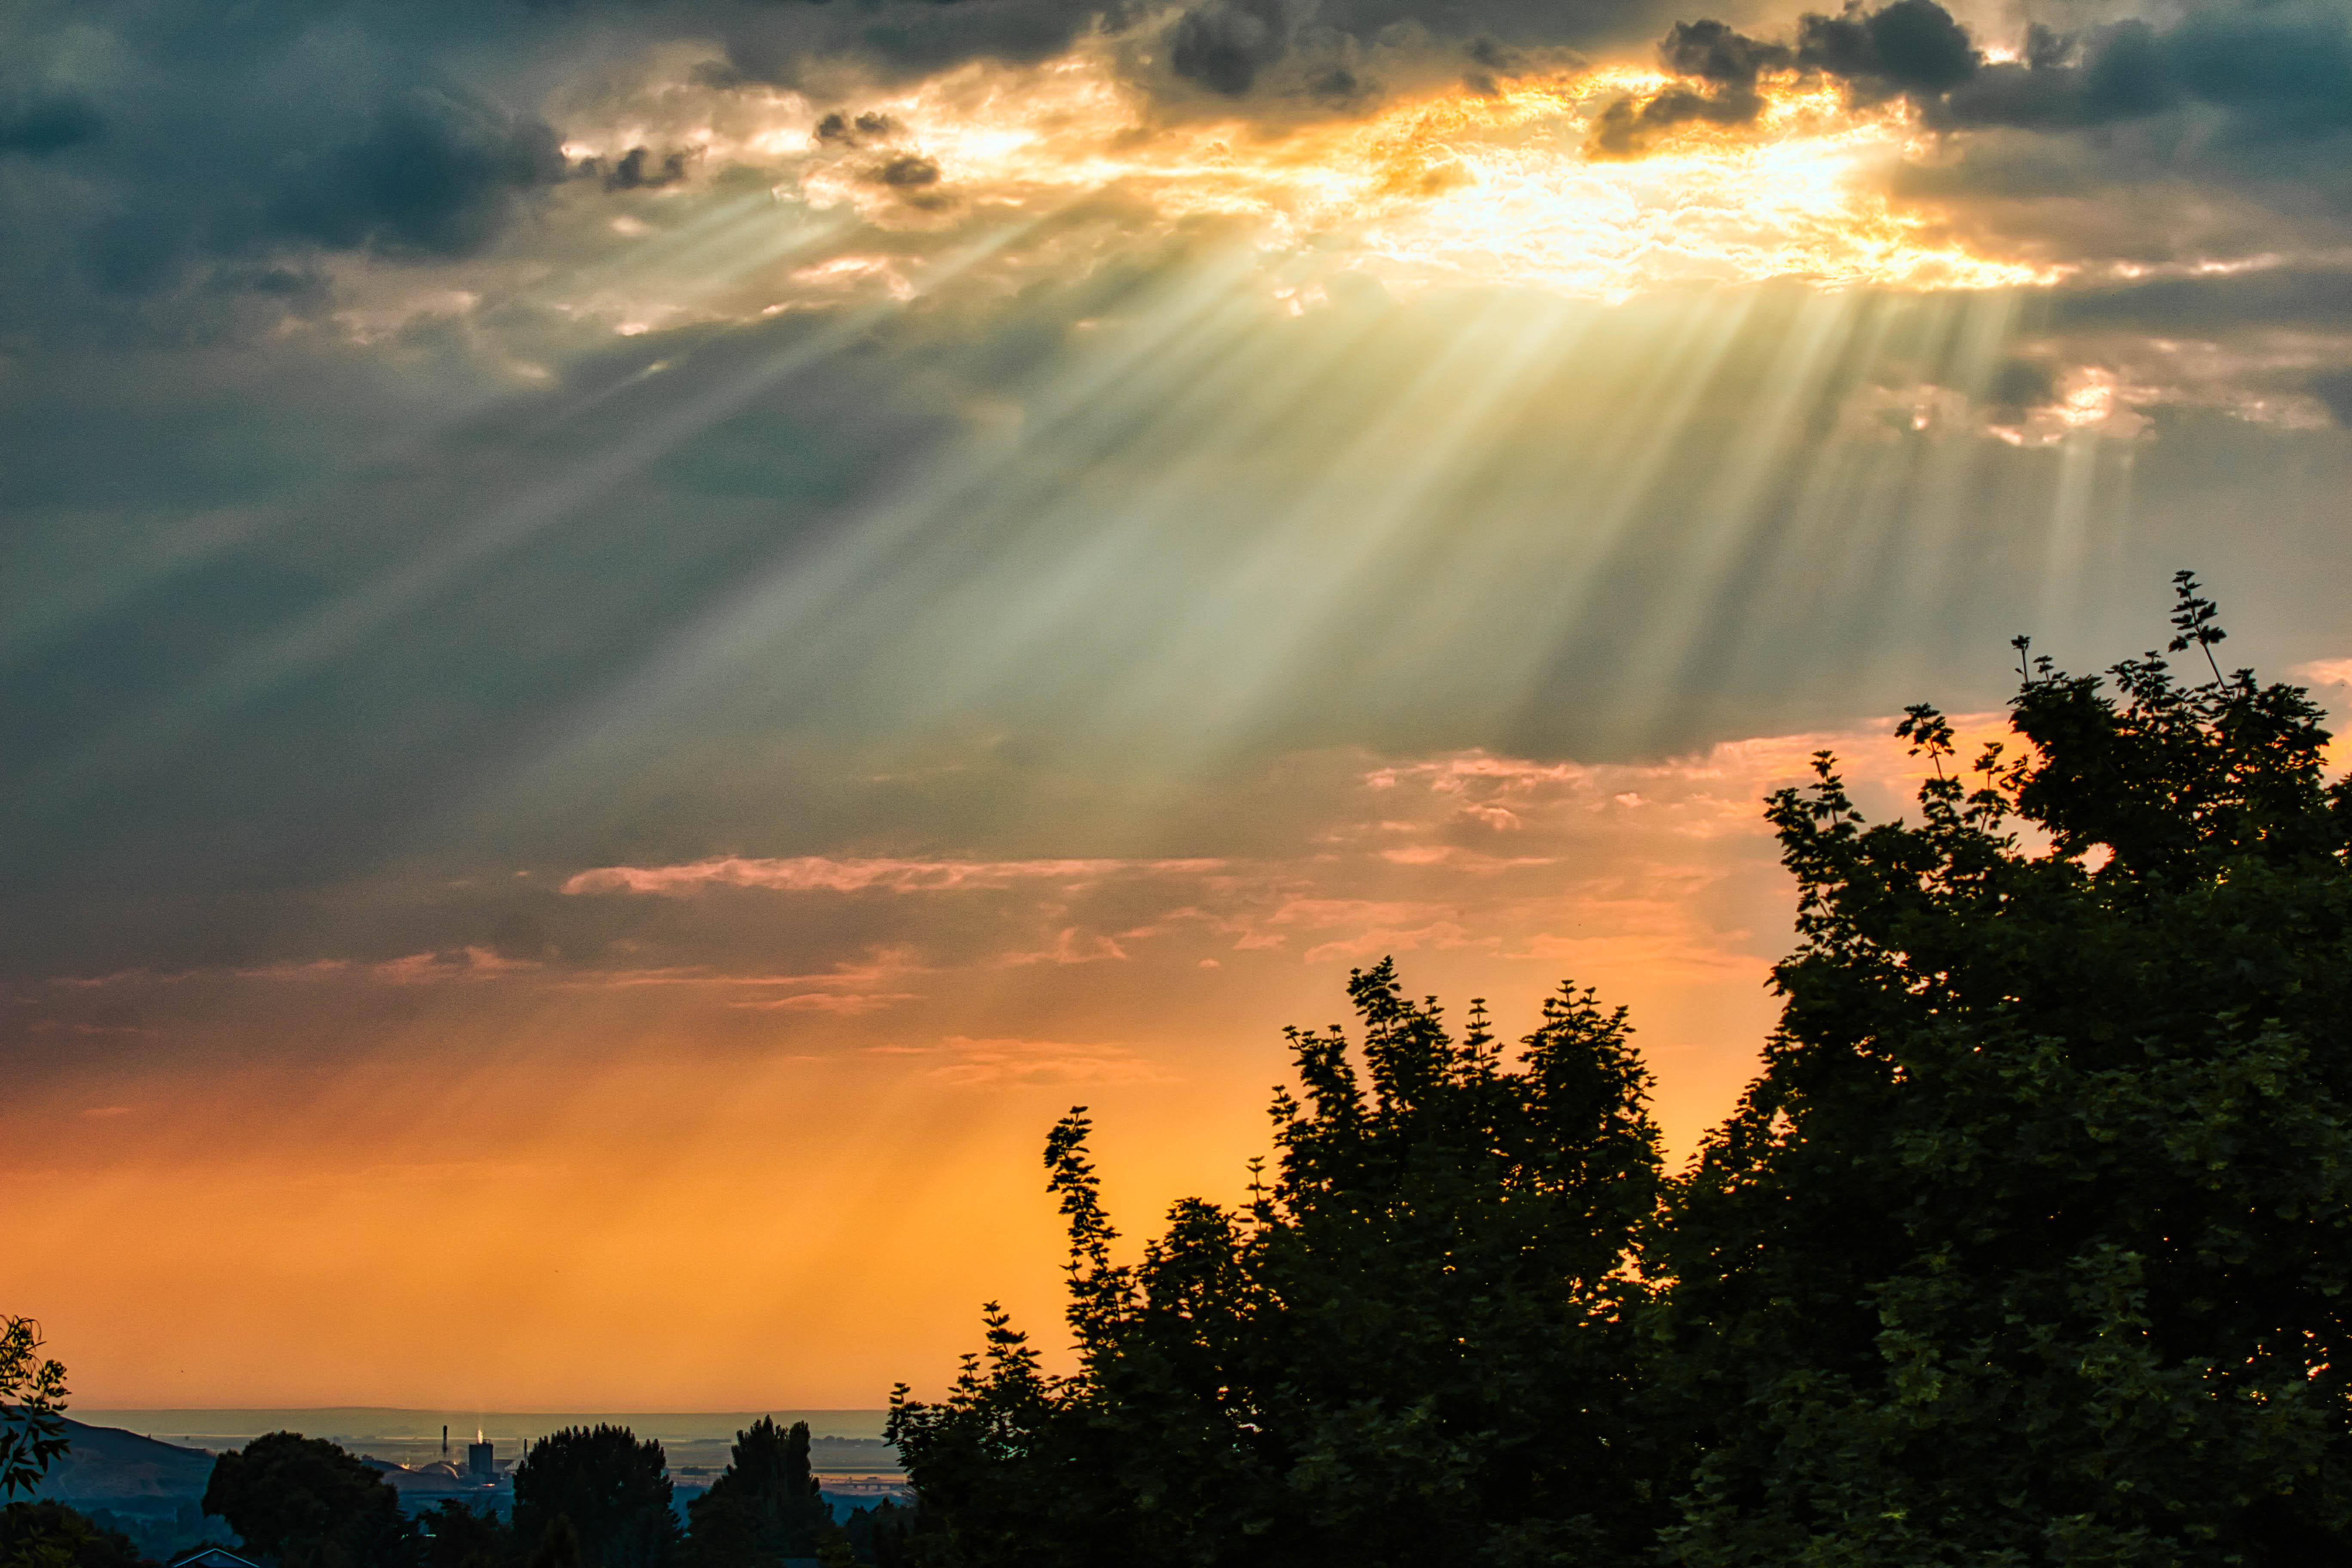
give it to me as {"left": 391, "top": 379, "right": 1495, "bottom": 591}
{"left": 562, "top": 854, "right": 1225, "bottom": 896}
{"left": 555, "top": 46, "right": 2054, "bottom": 326}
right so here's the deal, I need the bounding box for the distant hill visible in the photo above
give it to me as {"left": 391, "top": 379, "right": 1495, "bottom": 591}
{"left": 35, "top": 1419, "right": 214, "bottom": 1504}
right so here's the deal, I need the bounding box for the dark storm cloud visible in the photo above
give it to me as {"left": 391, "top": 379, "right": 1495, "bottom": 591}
{"left": 600, "top": 146, "right": 697, "bottom": 192}
{"left": 1599, "top": 0, "right": 1978, "bottom": 152}
{"left": 2049, "top": 268, "right": 2352, "bottom": 331}
{"left": 872, "top": 152, "right": 944, "bottom": 188}
{"left": 1169, "top": 0, "right": 1314, "bottom": 95}
{"left": 1659, "top": 17, "right": 1790, "bottom": 84}
{"left": 703, "top": 0, "right": 1112, "bottom": 89}
{"left": 814, "top": 111, "right": 899, "bottom": 145}
{"left": 2309, "top": 368, "right": 2352, "bottom": 424}
{"left": 689, "top": 0, "right": 1700, "bottom": 106}
{"left": 1797, "top": 0, "right": 1974, "bottom": 98}
{"left": 0, "top": 91, "right": 104, "bottom": 156}
{"left": 1589, "top": 15, "right": 1792, "bottom": 149}
{"left": 1637, "top": 0, "right": 2352, "bottom": 148}
{"left": 1938, "top": 4, "right": 2352, "bottom": 140}
{"left": 261, "top": 88, "right": 568, "bottom": 257}
{"left": 0, "top": 3, "right": 594, "bottom": 347}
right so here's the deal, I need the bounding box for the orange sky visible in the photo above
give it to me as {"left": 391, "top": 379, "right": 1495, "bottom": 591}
{"left": 15, "top": 718, "right": 2024, "bottom": 1409}
{"left": 15, "top": 0, "right": 2352, "bottom": 1419}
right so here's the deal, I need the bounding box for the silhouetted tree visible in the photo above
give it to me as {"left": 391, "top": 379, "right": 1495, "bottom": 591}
{"left": 511, "top": 1430, "right": 673, "bottom": 1568}
{"left": 201, "top": 1434, "right": 410, "bottom": 1568}
{"left": 685, "top": 1420, "right": 830, "bottom": 1568}
{"left": 1658, "top": 574, "right": 2352, "bottom": 1565}
{"left": 521, "top": 1518, "right": 578, "bottom": 1568}
{"left": 0, "top": 1502, "right": 144, "bottom": 1568}
{"left": 891, "top": 962, "right": 1666, "bottom": 1567}
{"left": 415, "top": 1503, "right": 508, "bottom": 1568}
{"left": 889, "top": 575, "right": 2352, "bottom": 1566}
{"left": 0, "top": 1320, "right": 67, "bottom": 1503}
{"left": 836, "top": 1502, "right": 918, "bottom": 1568}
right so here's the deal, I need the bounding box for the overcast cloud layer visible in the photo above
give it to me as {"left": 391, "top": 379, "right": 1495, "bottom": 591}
{"left": 10, "top": 0, "right": 2352, "bottom": 1038}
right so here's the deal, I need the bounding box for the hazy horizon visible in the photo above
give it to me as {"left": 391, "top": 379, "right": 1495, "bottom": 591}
{"left": 80, "top": 1409, "right": 891, "bottom": 1445}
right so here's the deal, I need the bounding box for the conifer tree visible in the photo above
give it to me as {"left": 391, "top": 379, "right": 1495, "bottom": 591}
{"left": 512, "top": 1429, "right": 674, "bottom": 1568}
{"left": 686, "top": 1419, "right": 833, "bottom": 1568}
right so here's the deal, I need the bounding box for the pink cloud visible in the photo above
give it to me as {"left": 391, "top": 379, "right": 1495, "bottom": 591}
{"left": 560, "top": 854, "right": 1223, "bottom": 897}
{"left": 1001, "top": 926, "right": 1130, "bottom": 966}
{"left": 922, "top": 1035, "right": 1174, "bottom": 1087}
{"left": 366, "top": 947, "right": 542, "bottom": 985}
{"left": 729, "top": 991, "right": 921, "bottom": 1014}
{"left": 1302, "top": 922, "right": 1482, "bottom": 965}
{"left": 2298, "top": 658, "right": 2352, "bottom": 688}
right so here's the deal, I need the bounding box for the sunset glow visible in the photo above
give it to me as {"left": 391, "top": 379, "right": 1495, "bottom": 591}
{"left": 546, "top": 47, "right": 2051, "bottom": 331}
{"left": 9, "top": 0, "right": 2352, "bottom": 1424}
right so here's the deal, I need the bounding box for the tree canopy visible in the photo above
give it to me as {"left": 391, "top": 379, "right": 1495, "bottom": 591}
{"left": 686, "top": 1418, "right": 834, "bottom": 1568}
{"left": 0, "top": 1503, "right": 144, "bottom": 1568}
{"left": 891, "top": 966, "right": 1669, "bottom": 1566}
{"left": 416, "top": 1501, "right": 509, "bottom": 1568}
{"left": 889, "top": 576, "right": 2352, "bottom": 1567}
{"left": 0, "top": 1320, "right": 67, "bottom": 1504}
{"left": 511, "top": 1428, "right": 675, "bottom": 1568}
{"left": 202, "top": 1434, "right": 410, "bottom": 1568}
{"left": 1659, "top": 578, "right": 2352, "bottom": 1566}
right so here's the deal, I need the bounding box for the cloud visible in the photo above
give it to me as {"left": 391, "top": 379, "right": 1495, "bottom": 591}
{"left": 1926, "top": 7, "right": 2352, "bottom": 141}
{"left": 599, "top": 147, "right": 695, "bottom": 193}
{"left": 0, "top": 92, "right": 103, "bottom": 157}
{"left": 729, "top": 989, "right": 920, "bottom": 1013}
{"left": 2308, "top": 368, "right": 2352, "bottom": 424}
{"left": 1797, "top": 0, "right": 1975, "bottom": 100}
{"left": 1604, "top": 0, "right": 2352, "bottom": 286}
{"left": 260, "top": 86, "right": 567, "bottom": 259}
{"left": 562, "top": 855, "right": 1225, "bottom": 897}
{"left": 1001, "top": 926, "right": 1132, "bottom": 965}
{"left": 920, "top": 1035, "right": 1176, "bottom": 1086}
{"left": 1598, "top": 0, "right": 1978, "bottom": 153}
{"left": 2299, "top": 658, "right": 2352, "bottom": 687}
{"left": 1167, "top": 0, "right": 1314, "bottom": 96}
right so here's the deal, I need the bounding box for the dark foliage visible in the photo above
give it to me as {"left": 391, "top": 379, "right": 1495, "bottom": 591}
{"left": 685, "top": 1419, "right": 832, "bottom": 1568}
{"left": 511, "top": 1430, "right": 674, "bottom": 1568}
{"left": 201, "top": 1435, "right": 410, "bottom": 1568}
{"left": 415, "top": 1503, "right": 508, "bottom": 1568}
{"left": 838, "top": 1501, "right": 921, "bottom": 1568}
{"left": 522, "top": 1519, "right": 578, "bottom": 1568}
{"left": 0, "top": 1320, "right": 68, "bottom": 1503}
{"left": 1660, "top": 574, "right": 2352, "bottom": 1565}
{"left": 0, "top": 1501, "right": 147, "bottom": 1568}
{"left": 891, "top": 576, "right": 2352, "bottom": 1567}
{"left": 891, "top": 964, "right": 1666, "bottom": 1567}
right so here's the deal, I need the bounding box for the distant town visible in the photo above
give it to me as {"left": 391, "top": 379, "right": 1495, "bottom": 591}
{"left": 34, "top": 1411, "right": 905, "bottom": 1565}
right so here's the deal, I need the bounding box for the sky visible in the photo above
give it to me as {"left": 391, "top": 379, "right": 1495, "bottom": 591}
{"left": 6, "top": 0, "right": 2352, "bottom": 1412}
